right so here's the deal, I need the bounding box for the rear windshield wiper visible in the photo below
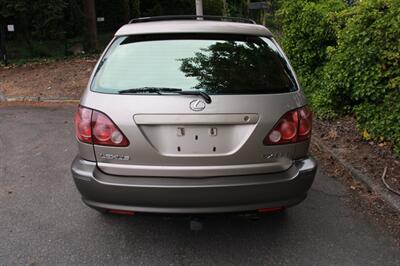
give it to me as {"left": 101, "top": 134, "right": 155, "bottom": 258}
{"left": 118, "top": 87, "right": 182, "bottom": 94}
{"left": 118, "top": 87, "right": 212, "bottom": 104}
{"left": 177, "top": 90, "right": 212, "bottom": 104}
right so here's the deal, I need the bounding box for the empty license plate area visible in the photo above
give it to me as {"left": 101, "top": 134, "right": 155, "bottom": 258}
{"left": 176, "top": 126, "right": 220, "bottom": 154}
{"left": 134, "top": 114, "right": 259, "bottom": 156}
{"left": 138, "top": 124, "right": 254, "bottom": 156}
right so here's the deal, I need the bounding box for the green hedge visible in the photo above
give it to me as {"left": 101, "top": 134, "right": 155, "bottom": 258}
{"left": 278, "top": 0, "right": 344, "bottom": 73}
{"left": 279, "top": 0, "right": 400, "bottom": 155}
{"left": 323, "top": 0, "right": 400, "bottom": 154}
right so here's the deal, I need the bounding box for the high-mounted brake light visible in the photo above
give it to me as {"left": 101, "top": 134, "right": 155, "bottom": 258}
{"left": 74, "top": 106, "right": 129, "bottom": 147}
{"left": 264, "top": 106, "right": 312, "bottom": 145}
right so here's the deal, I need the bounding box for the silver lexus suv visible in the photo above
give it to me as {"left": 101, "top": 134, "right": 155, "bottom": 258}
{"left": 71, "top": 16, "right": 317, "bottom": 215}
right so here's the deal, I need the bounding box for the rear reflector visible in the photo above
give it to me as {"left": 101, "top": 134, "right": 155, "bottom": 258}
{"left": 107, "top": 210, "right": 135, "bottom": 216}
{"left": 74, "top": 106, "right": 129, "bottom": 147}
{"left": 257, "top": 207, "right": 284, "bottom": 213}
{"left": 264, "top": 106, "right": 312, "bottom": 145}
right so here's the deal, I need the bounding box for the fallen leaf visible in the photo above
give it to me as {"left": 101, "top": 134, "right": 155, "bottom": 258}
{"left": 363, "top": 130, "right": 370, "bottom": 140}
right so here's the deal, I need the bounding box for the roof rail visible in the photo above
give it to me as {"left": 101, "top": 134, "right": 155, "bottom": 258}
{"left": 129, "top": 15, "right": 257, "bottom": 25}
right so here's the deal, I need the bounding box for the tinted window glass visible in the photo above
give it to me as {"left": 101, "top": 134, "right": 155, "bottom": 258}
{"left": 92, "top": 34, "right": 297, "bottom": 94}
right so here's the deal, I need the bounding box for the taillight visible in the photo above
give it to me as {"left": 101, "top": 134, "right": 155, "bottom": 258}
{"left": 74, "top": 106, "right": 129, "bottom": 147}
{"left": 92, "top": 110, "right": 129, "bottom": 146}
{"left": 75, "top": 106, "right": 92, "bottom": 143}
{"left": 264, "top": 106, "right": 312, "bottom": 145}
{"left": 298, "top": 106, "right": 312, "bottom": 140}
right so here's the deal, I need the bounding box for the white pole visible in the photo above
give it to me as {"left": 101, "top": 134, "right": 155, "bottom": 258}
{"left": 196, "top": 0, "right": 204, "bottom": 16}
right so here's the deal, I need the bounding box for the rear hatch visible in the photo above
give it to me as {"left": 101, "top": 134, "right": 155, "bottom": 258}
{"left": 81, "top": 33, "right": 308, "bottom": 177}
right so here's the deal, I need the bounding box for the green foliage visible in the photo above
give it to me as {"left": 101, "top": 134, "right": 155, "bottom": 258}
{"left": 0, "top": 0, "right": 67, "bottom": 40}
{"left": 5, "top": 39, "right": 65, "bottom": 59}
{"left": 263, "top": 0, "right": 284, "bottom": 33}
{"left": 321, "top": 0, "right": 400, "bottom": 153}
{"left": 278, "top": 0, "right": 346, "bottom": 97}
{"left": 354, "top": 93, "right": 400, "bottom": 154}
{"left": 278, "top": 0, "right": 400, "bottom": 154}
{"left": 225, "top": 0, "right": 249, "bottom": 17}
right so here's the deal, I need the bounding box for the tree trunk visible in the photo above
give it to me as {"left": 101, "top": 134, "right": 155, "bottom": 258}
{"left": 0, "top": 16, "right": 7, "bottom": 65}
{"left": 83, "top": 0, "right": 98, "bottom": 52}
{"left": 222, "top": 0, "right": 227, "bottom": 16}
{"left": 122, "top": 0, "right": 130, "bottom": 23}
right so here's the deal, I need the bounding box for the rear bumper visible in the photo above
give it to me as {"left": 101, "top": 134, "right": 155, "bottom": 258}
{"left": 71, "top": 156, "right": 317, "bottom": 214}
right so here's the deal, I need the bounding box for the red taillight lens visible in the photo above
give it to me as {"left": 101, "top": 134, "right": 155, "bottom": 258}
{"left": 257, "top": 207, "right": 284, "bottom": 213}
{"left": 74, "top": 106, "right": 93, "bottom": 143}
{"left": 298, "top": 106, "right": 312, "bottom": 140}
{"left": 74, "top": 106, "right": 129, "bottom": 147}
{"left": 92, "top": 110, "right": 129, "bottom": 146}
{"left": 107, "top": 210, "right": 135, "bottom": 216}
{"left": 264, "top": 106, "right": 312, "bottom": 145}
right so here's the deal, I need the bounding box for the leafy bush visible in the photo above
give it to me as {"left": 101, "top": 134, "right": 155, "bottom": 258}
{"left": 278, "top": 0, "right": 346, "bottom": 75}
{"left": 278, "top": 0, "right": 400, "bottom": 154}
{"left": 279, "top": 0, "right": 400, "bottom": 155}
{"left": 321, "top": 0, "right": 400, "bottom": 153}
{"left": 278, "top": 0, "right": 346, "bottom": 98}
{"left": 225, "top": 0, "right": 249, "bottom": 17}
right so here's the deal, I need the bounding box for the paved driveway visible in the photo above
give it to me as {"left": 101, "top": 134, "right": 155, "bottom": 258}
{"left": 0, "top": 106, "right": 399, "bottom": 265}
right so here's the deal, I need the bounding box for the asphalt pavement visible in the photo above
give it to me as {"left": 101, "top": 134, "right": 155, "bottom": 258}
{"left": 1, "top": 106, "right": 399, "bottom": 266}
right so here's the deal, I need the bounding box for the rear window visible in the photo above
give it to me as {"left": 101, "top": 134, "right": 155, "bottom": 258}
{"left": 91, "top": 34, "right": 297, "bottom": 94}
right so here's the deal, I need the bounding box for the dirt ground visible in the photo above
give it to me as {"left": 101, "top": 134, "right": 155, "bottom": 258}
{"left": 313, "top": 118, "right": 400, "bottom": 193}
{"left": 0, "top": 58, "right": 97, "bottom": 99}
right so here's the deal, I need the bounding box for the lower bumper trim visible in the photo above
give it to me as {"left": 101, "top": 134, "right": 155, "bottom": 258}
{"left": 83, "top": 195, "right": 306, "bottom": 214}
{"left": 71, "top": 156, "right": 317, "bottom": 214}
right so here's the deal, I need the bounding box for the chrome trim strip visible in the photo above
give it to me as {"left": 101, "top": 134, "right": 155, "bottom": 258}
{"left": 134, "top": 114, "right": 259, "bottom": 125}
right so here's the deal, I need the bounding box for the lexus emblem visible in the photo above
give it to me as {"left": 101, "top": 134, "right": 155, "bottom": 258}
{"left": 189, "top": 99, "right": 206, "bottom": 112}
